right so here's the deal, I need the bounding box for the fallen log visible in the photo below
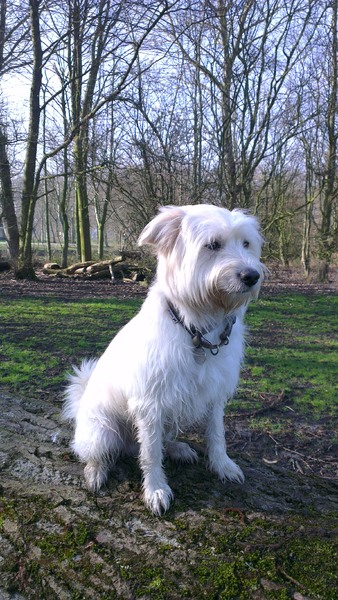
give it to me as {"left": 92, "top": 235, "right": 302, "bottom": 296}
{"left": 65, "top": 260, "right": 96, "bottom": 274}
{"left": 109, "top": 262, "right": 142, "bottom": 278}
{"left": 87, "top": 269, "right": 112, "bottom": 279}
{"left": 41, "top": 254, "right": 154, "bottom": 282}
{"left": 86, "top": 260, "right": 116, "bottom": 275}
{"left": 42, "top": 262, "right": 61, "bottom": 272}
{"left": 42, "top": 268, "right": 74, "bottom": 277}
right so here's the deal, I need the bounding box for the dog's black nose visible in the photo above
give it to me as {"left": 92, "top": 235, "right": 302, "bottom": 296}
{"left": 238, "top": 268, "right": 260, "bottom": 287}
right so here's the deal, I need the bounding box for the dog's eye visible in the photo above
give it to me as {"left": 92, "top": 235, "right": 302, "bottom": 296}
{"left": 206, "top": 241, "right": 221, "bottom": 251}
{"left": 243, "top": 240, "right": 250, "bottom": 248}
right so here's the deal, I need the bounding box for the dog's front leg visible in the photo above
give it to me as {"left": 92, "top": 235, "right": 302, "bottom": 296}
{"left": 135, "top": 414, "right": 174, "bottom": 515}
{"left": 206, "top": 401, "right": 244, "bottom": 484}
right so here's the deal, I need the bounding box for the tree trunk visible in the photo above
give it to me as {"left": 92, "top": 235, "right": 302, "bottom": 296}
{"left": 0, "top": 128, "right": 20, "bottom": 265}
{"left": 42, "top": 93, "right": 51, "bottom": 261}
{"left": 16, "top": 0, "right": 42, "bottom": 279}
{"left": 69, "top": 0, "right": 94, "bottom": 263}
{"left": 218, "top": 6, "right": 237, "bottom": 209}
{"left": 318, "top": 0, "right": 337, "bottom": 281}
{"left": 301, "top": 204, "right": 312, "bottom": 278}
{"left": 74, "top": 137, "right": 92, "bottom": 262}
{"left": 97, "top": 217, "right": 106, "bottom": 260}
{"left": 301, "top": 156, "right": 314, "bottom": 278}
{"left": 192, "top": 33, "right": 203, "bottom": 204}
{"left": 278, "top": 226, "right": 289, "bottom": 267}
{"left": 59, "top": 153, "right": 70, "bottom": 268}
{"left": 53, "top": 63, "right": 71, "bottom": 268}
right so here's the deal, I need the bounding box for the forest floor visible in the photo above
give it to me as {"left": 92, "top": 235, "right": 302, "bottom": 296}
{"left": 0, "top": 265, "right": 337, "bottom": 599}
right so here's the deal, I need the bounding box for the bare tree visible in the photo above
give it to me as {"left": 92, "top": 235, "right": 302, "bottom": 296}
{"left": 293, "top": 0, "right": 338, "bottom": 279}
{"left": 318, "top": 0, "right": 337, "bottom": 280}
{"left": 168, "top": 0, "right": 323, "bottom": 209}
{"left": 16, "top": 0, "right": 43, "bottom": 279}
{"left": 1, "top": 0, "right": 335, "bottom": 277}
{"left": 88, "top": 102, "right": 119, "bottom": 259}
{"left": 53, "top": 62, "right": 71, "bottom": 268}
{"left": 2, "top": 0, "right": 173, "bottom": 276}
{"left": 0, "top": 0, "right": 29, "bottom": 266}
{"left": 66, "top": 0, "right": 173, "bottom": 262}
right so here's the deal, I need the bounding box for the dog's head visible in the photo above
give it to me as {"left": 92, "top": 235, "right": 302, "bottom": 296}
{"left": 139, "top": 204, "right": 266, "bottom": 317}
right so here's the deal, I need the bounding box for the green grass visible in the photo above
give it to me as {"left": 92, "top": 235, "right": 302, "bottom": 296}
{"left": 0, "top": 297, "right": 141, "bottom": 397}
{"left": 237, "top": 293, "right": 338, "bottom": 418}
{"left": 0, "top": 292, "right": 337, "bottom": 419}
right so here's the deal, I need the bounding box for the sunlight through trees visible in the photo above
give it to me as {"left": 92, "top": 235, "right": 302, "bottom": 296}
{"left": 0, "top": 0, "right": 336, "bottom": 279}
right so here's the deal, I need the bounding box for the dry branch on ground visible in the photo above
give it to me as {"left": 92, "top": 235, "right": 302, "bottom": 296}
{"left": 42, "top": 251, "right": 151, "bottom": 282}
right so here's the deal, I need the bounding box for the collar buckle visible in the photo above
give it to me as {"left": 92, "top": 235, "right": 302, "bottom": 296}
{"left": 168, "top": 301, "right": 236, "bottom": 360}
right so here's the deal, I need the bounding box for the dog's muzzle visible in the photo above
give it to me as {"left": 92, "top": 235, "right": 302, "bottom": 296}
{"left": 238, "top": 268, "right": 260, "bottom": 288}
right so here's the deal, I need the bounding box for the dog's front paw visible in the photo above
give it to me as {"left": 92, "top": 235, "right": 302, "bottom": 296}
{"left": 222, "top": 458, "right": 245, "bottom": 484}
{"left": 210, "top": 456, "right": 245, "bottom": 484}
{"left": 143, "top": 484, "right": 174, "bottom": 516}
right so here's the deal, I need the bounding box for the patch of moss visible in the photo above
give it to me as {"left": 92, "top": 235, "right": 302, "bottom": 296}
{"left": 170, "top": 510, "right": 337, "bottom": 599}
{"left": 119, "top": 562, "right": 172, "bottom": 599}
{"left": 194, "top": 555, "right": 273, "bottom": 599}
{"left": 35, "top": 522, "right": 91, "bottom": 562}
{"left": 0, "top": 497, "right": 16, "bottom": 527}
{"left": 281, "top": 538, "right": 337, "bottom": 599}
{"left": 0, "top": 493, "right": 106, "bottom": 596}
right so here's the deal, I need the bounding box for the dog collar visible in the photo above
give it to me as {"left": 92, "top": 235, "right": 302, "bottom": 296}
{"left": 167, "top": 301, "right": 236, "bottom": 362}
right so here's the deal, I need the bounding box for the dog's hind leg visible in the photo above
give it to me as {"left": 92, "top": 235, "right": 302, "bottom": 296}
{"left": 84, "top": 459, "right": 110, "bottom": 492}
{"left": 164, "top": 433, "right": 198, "bottom": 463}
{"left": 72, "top": 410, "right": 125, "bottom": 492}
{"left": 205, "top": 401, "right": 244, "bottom": 484}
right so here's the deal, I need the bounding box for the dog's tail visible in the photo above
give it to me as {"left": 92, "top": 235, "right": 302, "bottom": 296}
{"left": 62, "top": 358, "right": 98, "bottom": 421}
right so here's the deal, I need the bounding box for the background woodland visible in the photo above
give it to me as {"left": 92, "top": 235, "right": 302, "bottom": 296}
{"left": 0, "top": 0, "right": 337, "bottom": 280}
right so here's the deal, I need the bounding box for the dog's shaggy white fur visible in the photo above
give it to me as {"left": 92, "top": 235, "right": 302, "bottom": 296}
{"left": 63, "top": 204, "right": 265, "bottom": 515}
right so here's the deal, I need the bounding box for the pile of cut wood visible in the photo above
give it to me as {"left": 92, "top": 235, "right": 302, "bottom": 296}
{"left": 43, "top": 251, "right": 153, "bottom": 283}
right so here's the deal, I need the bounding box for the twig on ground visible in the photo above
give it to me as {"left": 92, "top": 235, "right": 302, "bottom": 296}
{"left": 229, "top": 390, "right": 286, "bottom": 418}
{"left": 277, "top": 566, "right": 305, "bottom": 589}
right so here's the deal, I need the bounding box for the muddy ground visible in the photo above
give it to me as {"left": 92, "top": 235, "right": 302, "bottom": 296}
{"left": 0, "top": 268, "right": 337, "bottom": 599}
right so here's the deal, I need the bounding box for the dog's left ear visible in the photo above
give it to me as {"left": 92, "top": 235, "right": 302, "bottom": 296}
{"left": 138, "top": 206, "right": 185, "bottom": 254}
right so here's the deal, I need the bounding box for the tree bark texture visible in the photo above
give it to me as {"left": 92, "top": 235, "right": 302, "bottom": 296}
{"left": 0, "top": 128, "right": 20, "bottom": 265}
{"left": 16, "top": 0, "right": 42, "bottom": 279}
{"left": 318, "top": 0, "right": 337, "bottom": 281}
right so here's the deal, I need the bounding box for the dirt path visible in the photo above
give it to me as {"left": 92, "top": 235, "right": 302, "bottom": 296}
{"left": 0, "top": 389, "right": 337, "bottom": 598}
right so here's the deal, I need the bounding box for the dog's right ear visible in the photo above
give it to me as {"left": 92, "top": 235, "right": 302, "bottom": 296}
{"left": 138, "top": 206, "right": 185, "bottom": 254}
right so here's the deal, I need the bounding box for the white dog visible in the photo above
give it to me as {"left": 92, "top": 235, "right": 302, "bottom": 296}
{"left": 63, "top": 204, "right": 265, "bottom": 515}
